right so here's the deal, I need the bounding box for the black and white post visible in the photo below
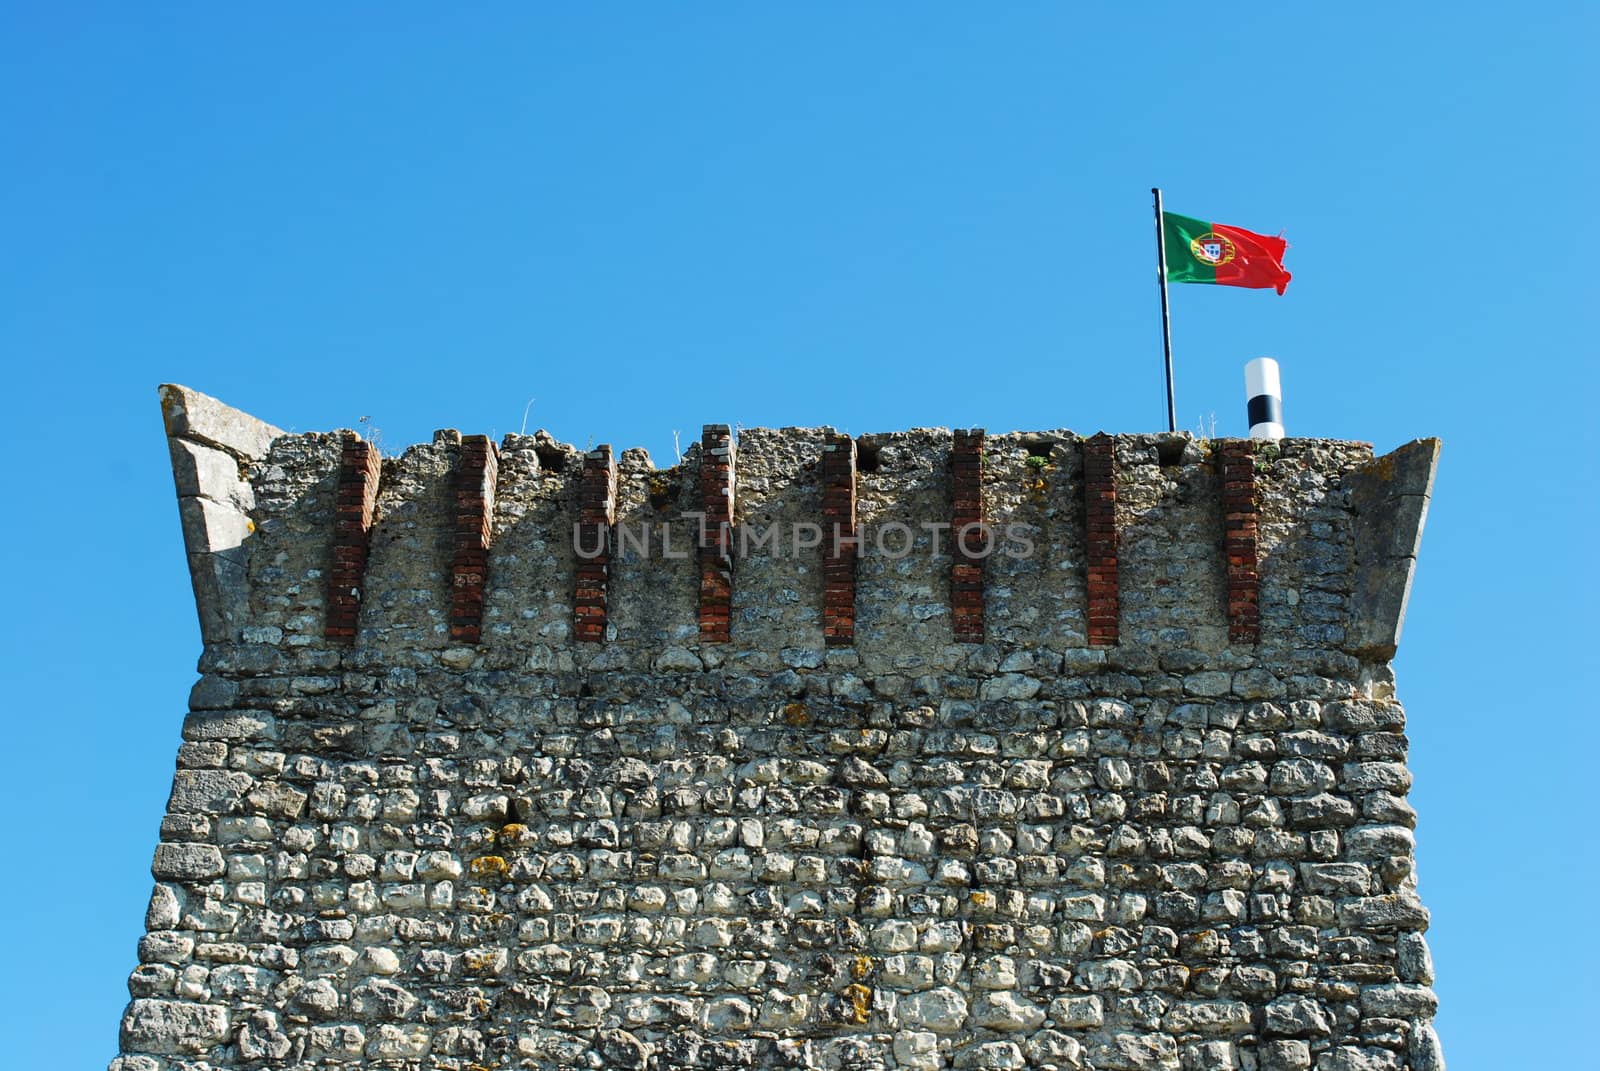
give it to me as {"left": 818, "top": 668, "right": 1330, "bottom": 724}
{"left": 1153, "top": 187, "right": 1176, "bottom": 433}
{"left": 1245, "top": 357, "right": 1285, "bottom": 440}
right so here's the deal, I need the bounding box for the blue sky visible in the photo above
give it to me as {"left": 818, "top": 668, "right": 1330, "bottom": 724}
{"left": 1, "top": 5, "right": 1594, "bottom": 1067}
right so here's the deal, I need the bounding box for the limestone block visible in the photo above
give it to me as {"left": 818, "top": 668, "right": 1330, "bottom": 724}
{"left": 151, "top": 844, "right": 224, "bottom": 881}
{"left": 1087, "top": 1033, "right": 1180, "bottom": 1071}
{"left": 167, "top": 437, "right": 254, "bottom": 512}
{"left": 159, "top": 383, "right": 283, "bottom": 461}
{"left": 897, "top": 987, "right": 968, "bottom": 1032}
{"left": 120, "top": 999, "right": 230, "bottom": 1054}
{"left": 1346, "top": 438, "right": 1440, "bottom": 657}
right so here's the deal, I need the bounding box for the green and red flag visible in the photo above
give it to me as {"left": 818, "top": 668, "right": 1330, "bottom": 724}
{"left": 1162, "top": 211, "right": 1291, "bottom": 295}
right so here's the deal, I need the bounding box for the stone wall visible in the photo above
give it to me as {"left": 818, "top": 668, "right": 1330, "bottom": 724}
{"left": 113, "top": 386, "right": 1443, "bottom": 1071}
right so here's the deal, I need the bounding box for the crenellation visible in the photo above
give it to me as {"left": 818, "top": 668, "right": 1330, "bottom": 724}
{"left": 356, "top": 435, "right": 460, "bottom": 651}
{"left": 855, "top": 428, "right": 958, "bottom": 659}
{"left": 247, "top": 431, "right": 344, "bottom": 648}
{"left": 1117, "top": 435, "right": 1232, "bottom": 656}
{"left": 725, "top": 426, "right": 828, "bottom": 657}
{"left": 610, "top": 447, "right": 699, "bottom": 652}
{"left": 482, "top": 432, "right": 580, "bottom": 648}
{"left": 119, "top": 386, "right": 1445, "bottom": 1071}
{"left": 983, "top": 431, "right": 1088, "bottom": 652}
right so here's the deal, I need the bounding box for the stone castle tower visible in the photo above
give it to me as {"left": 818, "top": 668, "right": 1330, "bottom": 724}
{"left": 112, "top": 385, "right": 1443, "bottom": 1071}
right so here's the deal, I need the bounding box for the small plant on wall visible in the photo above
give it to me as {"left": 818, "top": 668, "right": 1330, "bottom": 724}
{"left": 1023, "top": 451, "right": 1051, "bottom": 498}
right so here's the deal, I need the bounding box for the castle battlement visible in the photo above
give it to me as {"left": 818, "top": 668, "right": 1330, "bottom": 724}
{"left": 161, "top": 384, "right": 1436, "bottom": 670}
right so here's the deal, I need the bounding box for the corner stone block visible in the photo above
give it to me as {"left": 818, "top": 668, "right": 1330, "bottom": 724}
{"left": 167, "top": 438, "right": 254, "bottom": 513}
{"left": 159, "top": 385, "right": 283, "bottom": 646}
{"left": 177, "top": 503, "right": 252, "bottom": 646}
{"left": 176, "top": 494, "right": 253, "bottom": 557}
{"left": 1345, "top": 438, "right": 1440, "bottom": 658}
{"left": 159, "top": 383, "right": 284, "bottom": 461}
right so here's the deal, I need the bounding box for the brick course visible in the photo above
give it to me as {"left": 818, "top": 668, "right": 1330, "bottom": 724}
{"left": 698, "top": 425, "right": 735, "bottom": 643}
{"left": 1083, "top": 433, "right": 1119, "bottom": 647}
{"left": 574, "top": 445, "right": 617, "bottom": 643}
{"left": 821, "top": 432, "right": 857, "bottom": 647}
{"left": 448, "top": 435, "right": 499, "bottom": 644}
{"left": 323, "top": 436, "right": 381, "bottom": 642}
{"left": 1221, "top": 439, "right": 1261, "bottom": 645}
{"left": 951, "top": 429, "right": 986, "bottom": 643}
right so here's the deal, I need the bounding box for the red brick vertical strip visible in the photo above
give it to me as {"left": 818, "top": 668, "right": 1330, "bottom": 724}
{"left": 698, "top": 425, "right": 736, "bottom": 643}
{"left": 821, "top": 432, "right": 858, "bottom": 647}
{"left": 449, "top": 435, "right": 499, "bottom": 644}
{"left": 951, "top": 429, "right": 987, "bottom": 643}
{"left": 1220, "top": 440, "right": 1260, "bottom": 645}
{"left": 325, "top": 437, "right": 382, "bottom": 642}
{"left": 574, "top": 445, "right": 617, "bottom": 643}
{"left": 1083, "top": 434, "right": 1120, "bottom": 648}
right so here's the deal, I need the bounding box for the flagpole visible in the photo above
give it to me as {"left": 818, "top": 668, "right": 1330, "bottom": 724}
{"left": 1153, "top": 187, "right": 1176, "bottom": 433}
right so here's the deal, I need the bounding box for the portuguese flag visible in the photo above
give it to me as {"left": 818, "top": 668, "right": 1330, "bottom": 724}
{"left": 1162, "top": 211, "right": 1291, "bottom": 295}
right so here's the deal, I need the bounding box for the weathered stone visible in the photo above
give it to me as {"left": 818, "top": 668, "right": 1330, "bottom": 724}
{"left": 838, "top": 756, "right": 890, "bottom": 788}
{"left": 1049, "top": 994, "right": 1103, "bottom": 1028}
{"left": 145, "top": 885, "right": 182, "bottom": 930}
{"left": 1026, "top": 1030, "right": 1083, "bottom": 1068}
{"left": 1182, "top": 1040, "right": 1238, "bottom": 1071}
{"left": 1359, "top": 983, "right": 1438, "bottom": 1019}
{"left": 1346, "top": 437, "right": 1439, "bottom": 658}
{"left": 1338, "top": 894, "right": 1430, "bottom": 931}
{"left": 1397, "top": 931, "right": 1435, "bottom": 984}
{"left": 168, "top": 770, "right": 254, "bottom": 815}
{"left": 1259, "top": 1040, "right": 1312, "bottom": 1071}
{"left": 120, "top": 1000, "right": 230, "bottom": 1055}
{"left": 898, "top": 987, "right": 969, "bottom": 1032}
{"left": 1264, "top": 996, "right": 1333, "bottom": 1038}
{"left": 956, "top": 1040, "right": 1026, "bottom": 1069}
{"left": 597, "top": 1028, "right": 652, "bottom": 1069}
{"left": 1300, "top": 862, "right": 1371, "bottom": 896}
{"left": 236, "top": 1010, "right": 292, "bottom": 1060}
{"left": 1314, "top": 1046, "right": 1401, "bottom": 1071}
{"left": 160, "top": 384, "right": 283, "bottom": 460}
{"left": 1343, "top": 824, "right": 1415, "bottom": 858}
{"left": 654, "top": 646, "right": 704, "bottom": 672}
{"left": 1160, "top": 1000, "right": 1251, "bottom": 1036}
{"left": 181, "top": 710, "right": 275, "bottom": 742}
{"left": 980, "top": 674, "right": 1041, "bottom": 700}
{"left": 1089, "top": 1033, "right": 1180, "bottom": 1071}
{"left": 150, "top": 844, "right": 224, "bottom": 881}
{"left": 187, "top": 674, "right": 240, "bottom": 711}
{"left": 1408, "top": 1022, "right": 1445, "bottom": 1071}
{"left": 970, "top": 991, "right": 1045, "bottom": 1031}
